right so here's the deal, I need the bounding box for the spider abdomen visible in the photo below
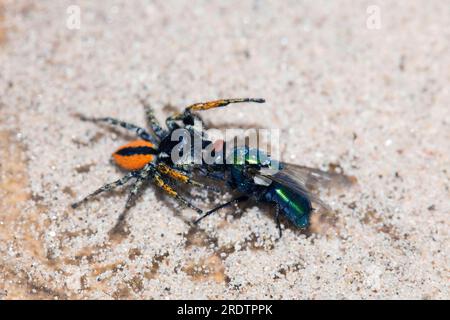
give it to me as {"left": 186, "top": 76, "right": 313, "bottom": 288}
{"left": 112, "top": 139, "right": 156, "bottom": 171}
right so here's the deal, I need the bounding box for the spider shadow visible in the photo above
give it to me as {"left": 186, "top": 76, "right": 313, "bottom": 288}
{"left": 191, "top": 197, "right": 320, "bottom": 240}
{"left": 203, "top": 120, "right": 263, "bottom": 131}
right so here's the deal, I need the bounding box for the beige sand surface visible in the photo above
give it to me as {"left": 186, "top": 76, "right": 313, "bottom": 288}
{"left": 0, "top": 0, "right": 449, "bottom": 299}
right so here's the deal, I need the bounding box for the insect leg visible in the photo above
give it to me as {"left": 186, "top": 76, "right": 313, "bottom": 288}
{"left": 79, "top": 115, "right": 156, "bottom": 143}
{"left": 196, "top": 166, "right": 227, "bottom": 181}
{"left": 194, "top": 195, "right": 249, "bottom": 224}
{"left": 152, "top": 171, "right": 203, "bottom": 214}
{"left": 71, "top": 172, "right": 135, "bottom": 208}
{"left": 275, "top": 203, "right": 282, "bottom": 238}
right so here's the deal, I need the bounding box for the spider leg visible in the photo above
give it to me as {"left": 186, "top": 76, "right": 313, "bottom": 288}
{"left": 79, "top": 115, "right": 156, "bottom": 143}
{"left": 165, "top": 98, "right": 265, "bottom": 129}
{"left": 116, "top": 175, "right": 148, "bottom": 222}
{"left": 139, "top": 97, "right": 167, "bottom": 139}
{"left": 71, "top": 172, "right": 135, "bottom": 208}
{"left": 194, "top": 195, "right": 249, "bottom": 224}
{"left": 152, "top": 170, "right": 203, "bottom": 214}
{"left": 156, "top": 163, "right": 219, "bottom": 192}
{"left": 186, "top": 98, "right": 265, "bottom": 112}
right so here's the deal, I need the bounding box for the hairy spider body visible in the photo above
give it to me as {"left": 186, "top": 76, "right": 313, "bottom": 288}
{"left": 113, "top": 139, "right": 157, "bottom": 171}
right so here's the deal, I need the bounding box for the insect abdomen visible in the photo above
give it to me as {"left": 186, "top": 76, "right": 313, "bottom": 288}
{"left": 112, "top": 140, "right": 156, "bottom": 171}
{"left": 265, "top": 183, "right": 312, "bottom": 227}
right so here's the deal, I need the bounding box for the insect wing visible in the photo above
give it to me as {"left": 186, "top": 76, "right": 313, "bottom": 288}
{"left": 276, "top": 163, "right": 355, "bottom": 189}
{"left": 259, "top": 163, "right": 355, "bottom": 211}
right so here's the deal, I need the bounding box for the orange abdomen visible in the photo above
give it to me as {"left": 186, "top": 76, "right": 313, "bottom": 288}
{"left": 112, "top": 140, "right": 156, "bottom": 171}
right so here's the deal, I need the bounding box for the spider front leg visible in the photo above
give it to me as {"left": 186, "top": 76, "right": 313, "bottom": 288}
{"left": 71, "top": 172, "right": 135, "bottom": 208}
{"left": 186, "top": 98, "right": 265, "bottom": 112}
{"left": 79, "top": 115, "right": 157, "bottom": 143}
{"left": 165, "top": 98, "right": 265, "bottom": 131}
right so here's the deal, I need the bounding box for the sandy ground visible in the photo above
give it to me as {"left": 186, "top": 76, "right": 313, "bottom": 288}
{"left": 0, "top": 0, "right": 449, "bottom": 299}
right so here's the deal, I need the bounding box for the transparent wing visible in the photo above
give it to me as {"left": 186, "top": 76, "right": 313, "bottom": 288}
{"left": 274, "top": 163, "right": 356, "bottom": 190}
{"left": 258, "top": 162, "right": 356, "bottom": 211}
